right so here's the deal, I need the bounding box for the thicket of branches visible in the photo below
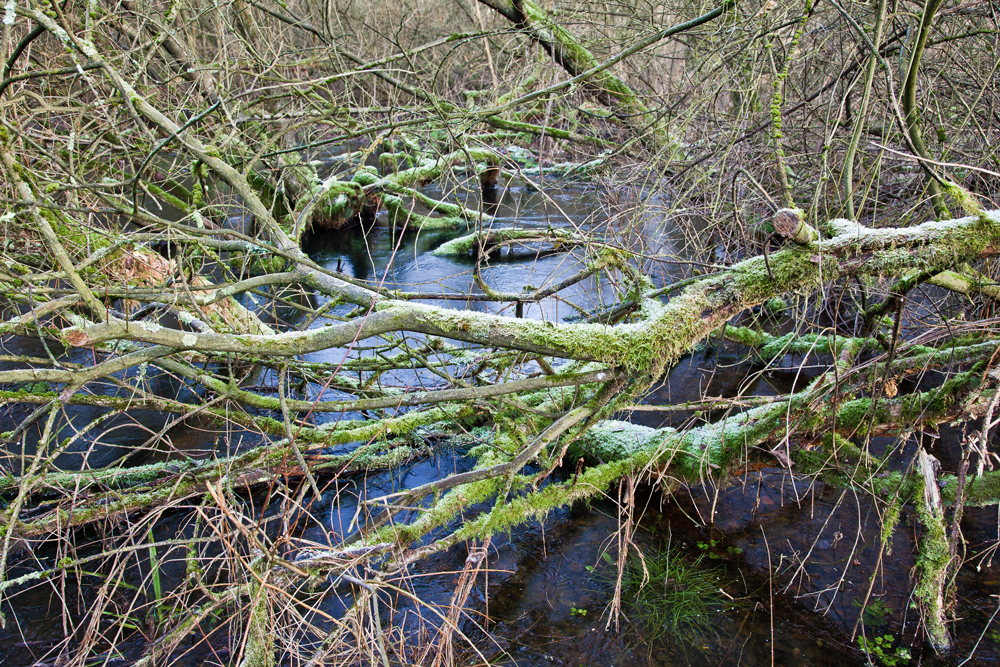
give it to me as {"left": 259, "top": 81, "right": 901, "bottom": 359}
{"left": 2, "top": 0, "right": 1000, "bottom": 664}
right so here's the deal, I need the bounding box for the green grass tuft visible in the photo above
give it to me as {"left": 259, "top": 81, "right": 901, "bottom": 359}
{"left": 618, "top": 543, "right": 732, "bottom": 646}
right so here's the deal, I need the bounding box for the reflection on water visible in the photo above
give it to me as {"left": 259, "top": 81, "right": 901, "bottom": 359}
{"left": 302, "top": 179, "right": 621, "bottom": 321}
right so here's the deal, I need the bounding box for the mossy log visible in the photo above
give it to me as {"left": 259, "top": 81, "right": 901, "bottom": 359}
{"left": 914, "top": 448, "right": 953, "bottom": 650}
{"left": 433, "top": 227, "right": 588, "bottom": 256}
{"left": 58, "top": 210, "right": 1000, "bottom": 383}
{"left": 291, "top": 172, "right": 369, "bottom": 237}
{"left": 291, "top": 148, "right": 501, "bottom": 236}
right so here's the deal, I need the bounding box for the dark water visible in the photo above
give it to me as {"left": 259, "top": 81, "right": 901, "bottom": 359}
{"left": 2, "top": 173, "right": 999, "bottom": 667}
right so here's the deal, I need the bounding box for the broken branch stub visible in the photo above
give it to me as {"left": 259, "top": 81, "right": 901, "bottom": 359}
{"left": 773, "top": 208, "right": 817, "bottom": 245}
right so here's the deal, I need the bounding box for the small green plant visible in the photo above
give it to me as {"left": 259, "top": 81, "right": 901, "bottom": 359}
{"left": 618, "top": 544, "right": 732, "bottom": 645}
{"left": 147, "top": 526, "right": 164, "bottom": 624}
{"left": 570, "top": 606, "right": 588, "bottom": 617}
{"left": 853, "top": 597, "right": 892, "bottom": 627}
{"left": 586, "top": 550, "right": 615, "bottom": 573}
{"left": 857, "top": 634, "right": 911, "bottom": 667}
{"left": 696, "top": 539, "right": 721, "bottom": 559}
{"left": 695, "top": 539, "right": 742, "bottom": 559}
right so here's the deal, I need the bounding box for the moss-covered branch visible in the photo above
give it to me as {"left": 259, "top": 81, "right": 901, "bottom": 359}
{"left": 60, "top": 210, "right": 1000, "bottom": 384}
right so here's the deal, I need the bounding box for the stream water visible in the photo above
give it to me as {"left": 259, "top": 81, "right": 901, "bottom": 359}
{"left": 1, "top": 172, "right": 999, "bottom": 667}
